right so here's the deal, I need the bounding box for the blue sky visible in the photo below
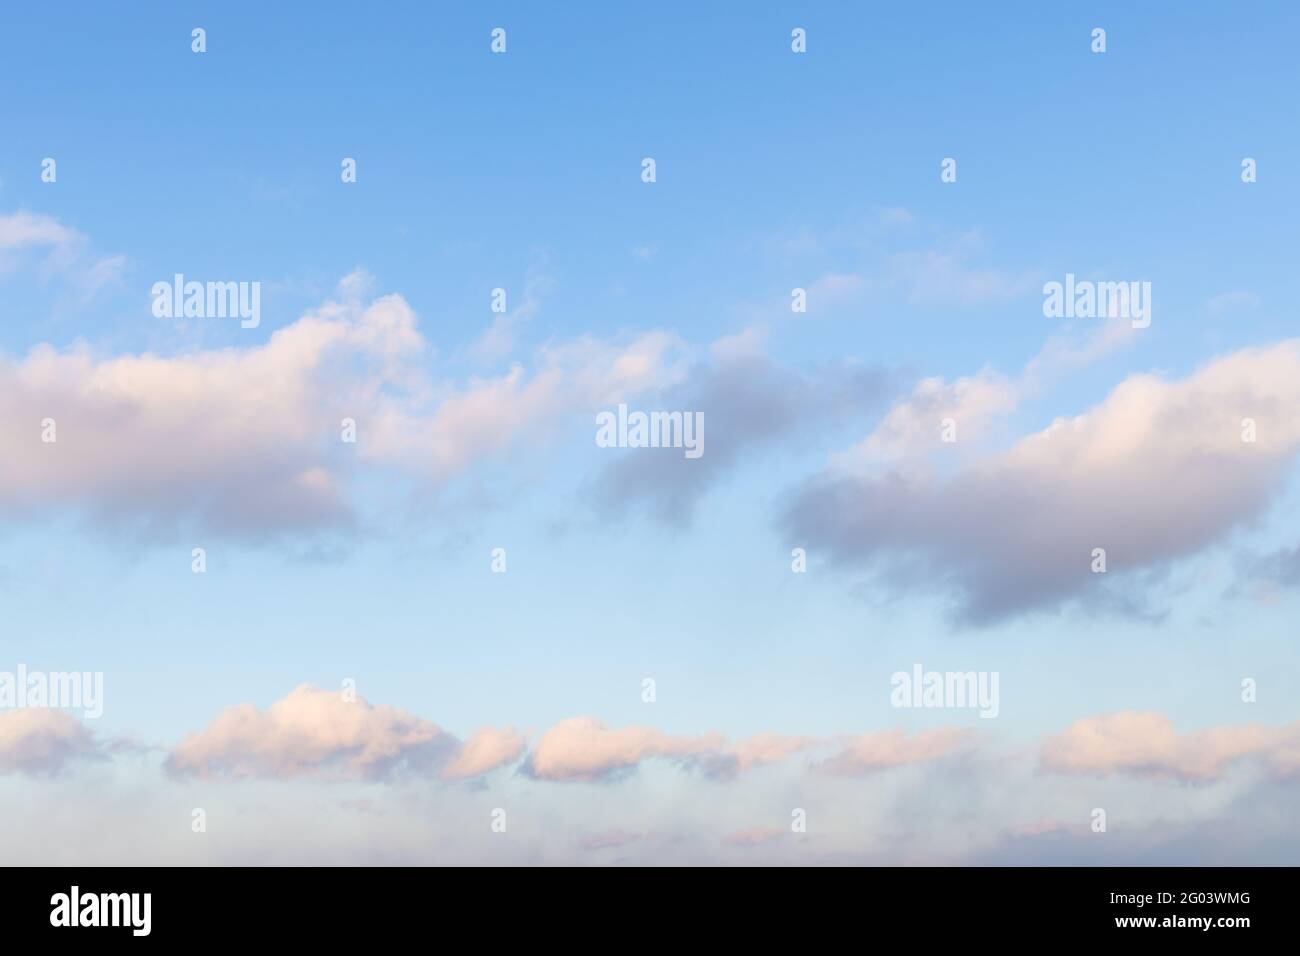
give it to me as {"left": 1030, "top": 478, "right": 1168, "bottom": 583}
{"left": 1, "top": 2, "right": 1298, "bottom": 863}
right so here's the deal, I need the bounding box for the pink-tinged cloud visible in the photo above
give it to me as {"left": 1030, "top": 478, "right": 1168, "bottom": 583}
{"left": 166, "top": 684, "right": 450, "bottom": 781}
{"left": 784, "top": 340, "right": 1300, "bottom": 623}
{"left": 731, "top": 732, "right": 817, "bottom": 770}
{"left": 526, "top": 717, "right": 728, "bottom": 781}
{"left": 527, "top": 722, "right": 827, "bottom": 782}
{"left": 0, "top": 287, "right": 416, "bottom": 539}
{"left": 441, "top": 726, "right": 525, "bottom": 780}
{"left": 815, "top": 728, "right": 972, "bottom": 776}
{"left": 0, "top": 709, "right": 103, "bottom": 775}
{"left": 166, "top": 685, "right": 525, "bottom": 782}
{"left": 1039, "top": 711, "right": 1300, "bottom": 782}
{"left": 0, "top": 273, "right": 689, "bottom": 542}
{"left": 166, "top": 693, "right": 857, "bottom": 785}
{"left": 526, "top": 719, "right": 956, "bottom": 782}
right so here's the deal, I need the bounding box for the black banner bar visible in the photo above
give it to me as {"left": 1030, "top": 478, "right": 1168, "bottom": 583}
{"left": 0, "top": 866, "right": 1283, "bottom": 943}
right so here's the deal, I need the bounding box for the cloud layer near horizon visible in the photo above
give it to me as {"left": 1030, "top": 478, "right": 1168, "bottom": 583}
{"left": 5, "top": 682, "right": 1285, "bottom": 791}
{"left": 6, "top": 687, "right": 1300, "bottom": 865}
{"left": 140, "top": 687, "right": 973, "bottom": 784}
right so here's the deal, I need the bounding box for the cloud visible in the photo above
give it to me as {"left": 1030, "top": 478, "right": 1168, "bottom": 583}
{"left": 781, "top": 340, "right": 1300, "bottom": 623}
{"left": 0, "top": 284, "right": 411, "bottom": 540}
{"left": 164, "top": 691, "right": 971, "bottom": 787}
{"left": 0, "top": 211, "right": 128, "bottom": 301}
{"left": 166, "top": 684, "right": 453, "bottom": 780}
{"left": 0, "top": 709, "right": 105, "bottom": 775}
{"left": 525, "top": 719, "right": 949, "bottom": 782}
{"left": 525, "top": 717, "right": 727, "bottom": 782}
{"left": 836, "top": 316, "right": 1137, "bottom": 470}
{"left": 1039, "top": 711, "right": 1300, "bottom": 783}
{"left": 0, "top": 211, "right": 80, "bottom": 251}
{"left": 376, "top": 328, "right": 687, "bottom": 482}
{"left": 814, "top": 728, "right": 972, "bottom": 775}
{"left": 468, "top": 271, "right": 556, "bottom": 362}
{"left": 441, "top": 726, "right": 526, "bottom": 780}
{"left": 588, "top": 344, "right": 892, "bottom": 526}
{"left": 19, "top": 695, "right": 1300, "bottom": 864}
{"left": 1, "top": 275, "right": 688, "bottom": 543}
{"left": 731, "top": 732, "right": 817, "bottom": 770}
{"left": 166, "top": 685, "right": 524, "bottom": 782}
{"left": 76, "top": 253, "right": 129, "bottom": 302}
{"left": 834, "top": 369, "right": 1017, "bottom": 466}
{"left": 1022, "top": 315, "right": 1139, "bottom": 383}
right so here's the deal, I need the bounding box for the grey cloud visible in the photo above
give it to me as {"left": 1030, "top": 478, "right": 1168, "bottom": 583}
{"left": 779, "top": 341, "right": 1300, "bottom": 625}
{"left": 588, "top": 355, "right": 894, "bottom": 527}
